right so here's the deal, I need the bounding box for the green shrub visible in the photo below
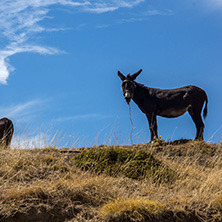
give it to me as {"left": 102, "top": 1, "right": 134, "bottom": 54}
{"left": 73, "top": 147, "right": 176, "bottom": 183}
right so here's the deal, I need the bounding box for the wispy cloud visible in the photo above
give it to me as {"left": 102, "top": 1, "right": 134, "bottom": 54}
{"left": 0, "top": 98, "right": 61, "bottom": 148}
{"left": 0, "top": 0, "right": 84, "bottom": 84}
{"left": 0, "top": 45, "right": 64, "bottom": 84}
{"left": 0, "top": 99, "right": 52, "bottom": 148}
{"left": 0, "top": 99, "right": 47, "bottom": 123}
{"left": 0, "top": 0, "right": 144, "bottom": 84}
{"left": 145, "top": 9, "right": 173, "bottom": 16}
{"left": 55, "top": 113, "right": 113, "bottom": 122}
{"left": 83, "top": 0, "right": 144, "bottom": 13}
{"left": 96, "top": 8, "right": 173, "bottom": 28}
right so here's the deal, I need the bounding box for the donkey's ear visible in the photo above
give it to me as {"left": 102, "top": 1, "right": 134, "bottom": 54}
{"left": 129, "top": 69, "right": 142, "bottom": 81}
{"left": 117, "top": 71, "right": 126, "bottom": 81}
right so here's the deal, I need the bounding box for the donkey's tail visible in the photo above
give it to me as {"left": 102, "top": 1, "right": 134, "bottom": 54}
{"left": 203, "top": 93, "right": 208, "bottom": 119}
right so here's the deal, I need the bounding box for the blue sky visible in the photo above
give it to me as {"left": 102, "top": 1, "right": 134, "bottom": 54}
{"left": 0, "top": 0, "right": 222, "bottom": 148}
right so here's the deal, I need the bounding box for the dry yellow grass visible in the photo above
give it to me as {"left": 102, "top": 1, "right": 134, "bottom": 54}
{"left": 0, "top": 140, "right": 222, "bottom": 221}
{"left": 100, "top": 198, "right": 169, "bottom": 221}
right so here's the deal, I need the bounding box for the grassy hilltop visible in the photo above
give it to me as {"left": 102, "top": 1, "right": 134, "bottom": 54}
{"left": 1, "top": 140, "right": 222, "bottom": 221}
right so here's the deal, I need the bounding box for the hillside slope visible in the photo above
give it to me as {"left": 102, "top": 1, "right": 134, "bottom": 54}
{"left": 1, "top": 140, "right": 222, "bottom": 221}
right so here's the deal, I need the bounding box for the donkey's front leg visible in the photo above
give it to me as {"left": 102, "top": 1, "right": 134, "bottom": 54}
{"left": 146, "top": 113, "right": 158, "bottom": 142}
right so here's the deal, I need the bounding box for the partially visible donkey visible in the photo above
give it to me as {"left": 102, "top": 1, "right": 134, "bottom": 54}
{"left": 0, "top": 118, "right": 14, "bottom": 149}
{"left": 118, "top": 69, "right": 208, "bottom": 142}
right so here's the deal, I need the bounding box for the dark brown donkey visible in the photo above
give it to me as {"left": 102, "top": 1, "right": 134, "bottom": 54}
{"left": 0, "top": 118, "right": 14, "bottom": 148}
{"left": 118, "top": 69, "right": 208, "bottom": 142}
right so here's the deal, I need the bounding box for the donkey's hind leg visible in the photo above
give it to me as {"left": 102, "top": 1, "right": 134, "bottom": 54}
{"left": 188, "top": 107, "right": 204, "bottom": 140}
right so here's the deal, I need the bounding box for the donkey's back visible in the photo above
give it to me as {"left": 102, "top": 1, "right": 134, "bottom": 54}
{"left": 153, "top": 85, "right": 208, "bottom": 119}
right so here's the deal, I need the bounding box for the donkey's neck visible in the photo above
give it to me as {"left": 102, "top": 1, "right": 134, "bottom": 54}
{"left": 132, "top": 82, "right": 156, "bottom": 114}
{"left": 133, "top": 83, "right": 149, "bottom": 104}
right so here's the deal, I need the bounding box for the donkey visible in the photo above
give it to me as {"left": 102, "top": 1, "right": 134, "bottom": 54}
{"left": 118, "top": 69, "right": 208, "bottom": 142}
{"left": 0, "top": 118, "right": 14, "bottom": 149}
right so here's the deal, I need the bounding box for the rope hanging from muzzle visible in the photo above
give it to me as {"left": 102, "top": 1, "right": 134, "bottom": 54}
{"left": 128, "top": 103, "right": 136, "bottom": 145}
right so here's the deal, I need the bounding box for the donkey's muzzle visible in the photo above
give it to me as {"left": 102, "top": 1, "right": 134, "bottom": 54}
{"left": 124, "top": 92, "right": 132, "bottom": 104}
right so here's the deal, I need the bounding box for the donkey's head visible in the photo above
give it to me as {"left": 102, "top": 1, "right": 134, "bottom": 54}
{"left": 118, "top": 69, "right": 142, "bottom": 104}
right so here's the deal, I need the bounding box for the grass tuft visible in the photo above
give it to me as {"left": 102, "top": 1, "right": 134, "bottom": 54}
{"left": 100, "top": 198, "right": 170, "bottom": 222}
{"left": 73, "top": 147, "right": 177, "bottom": 182}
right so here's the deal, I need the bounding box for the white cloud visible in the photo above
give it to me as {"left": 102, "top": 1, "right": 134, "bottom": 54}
{"left": 0, "top": 57, "right": 12, "bottom": 85}
{"left": 0, "top": 0, "right": 82, "bottom": 84}
{"left": 0, "top": 44, "right": 64, "bottom": 84}
{"left": 0, "top": 0, "right": 144, "bottom": 84}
